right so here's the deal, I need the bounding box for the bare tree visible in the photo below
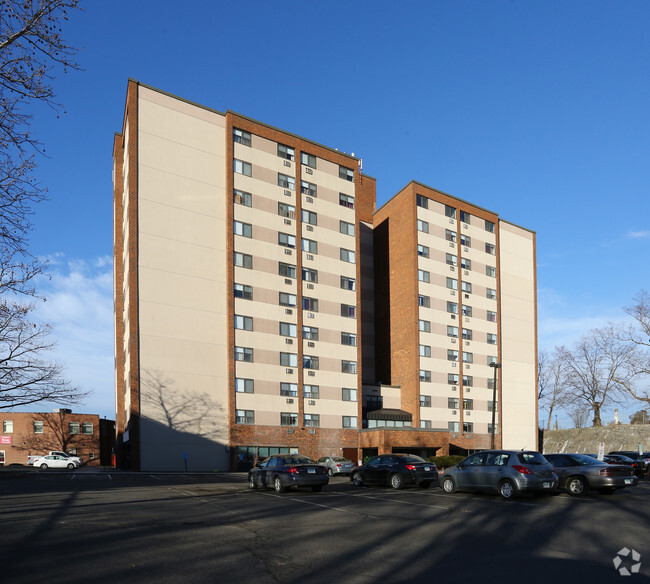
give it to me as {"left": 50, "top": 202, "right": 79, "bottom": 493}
{"left": 538, "top": 348, "right": 571, "bottom": 430}
{"left": 0, "top": 1, "right": 85, "bottom": 409}
{"left": 568, "top": 408, "right": 589, "bottom": 429}
{"left": 563, "top": 326, "right": 638, "bottom": 427}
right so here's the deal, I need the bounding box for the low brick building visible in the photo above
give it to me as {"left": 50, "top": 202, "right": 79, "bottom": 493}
{"left": 0, "top": 410, "right": 114, "bottom": 466}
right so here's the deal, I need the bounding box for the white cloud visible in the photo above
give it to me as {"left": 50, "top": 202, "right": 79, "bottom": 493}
{"left": 627, "top": 230, "right": 650, "bottom": 239}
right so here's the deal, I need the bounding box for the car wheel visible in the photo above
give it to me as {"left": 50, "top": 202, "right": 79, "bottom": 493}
{"left": 273, "top": 476, "right": 286, "bottom": 493}
{"left": 248, "top": 475, "right": 257, "bottom": 489}
{"left": 311, "top": 486, "right": 323, "bottom": 493}
{"left": 40, "top": 463, "right": 48, "bottom": 470}
{"left": 328, "top": 468, "right": 333, "bottom": 477}
{"left": 67, "top": 463, "right": 75, "bottom": 470}
{"left": 498, "top": 480, "right": 517, "bottom": 500}
{"left": 441, "top": 476, "right": 456, "bottom": 494}
{"left": 352, "top": 472, "right": 364, "bottom": 487}
{"left": 567, "top": 476, "right": 587, "bottom": 496}
{"left": 390, "top": 473, "right": 405, "bottom": 490}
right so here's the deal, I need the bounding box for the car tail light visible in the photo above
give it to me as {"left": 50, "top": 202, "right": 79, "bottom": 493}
{"left": 405, "top": 464, "right": 417, "bottom": 471}
{"left": 600, "top": 468, "right": 614, "bottom": 476}
{"left": 512, "top": 465, "right": 532, "bottom": 475}
{"left": 336, "top": 464, "right": 342, "bottom": 468}
{"left": 288, "top": 467, "right": 298, "bottom": 474}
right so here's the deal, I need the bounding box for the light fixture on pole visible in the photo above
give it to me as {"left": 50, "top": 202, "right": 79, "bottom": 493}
{"left": 489, "top": 362, "right": 501, "bottom": 449}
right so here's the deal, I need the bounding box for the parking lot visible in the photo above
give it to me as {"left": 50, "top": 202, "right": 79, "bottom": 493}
{"left": 2, "top": 468, "right": 649, "bottom": 583}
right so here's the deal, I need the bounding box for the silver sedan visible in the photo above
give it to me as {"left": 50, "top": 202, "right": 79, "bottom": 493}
{"left": 317, "top": 456, "right": 355, "bottom": 476}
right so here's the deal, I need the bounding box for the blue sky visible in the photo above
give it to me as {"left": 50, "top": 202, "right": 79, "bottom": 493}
{"left": 24, "top": 1, "right": 650, "bottom": 425}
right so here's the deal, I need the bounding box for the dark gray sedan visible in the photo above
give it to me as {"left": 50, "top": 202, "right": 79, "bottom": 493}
{"left": 248, "top": 454, "right": 329, "bottom": 493}
{"left": 544, "top": 453, "right": 637, "bottom": 496}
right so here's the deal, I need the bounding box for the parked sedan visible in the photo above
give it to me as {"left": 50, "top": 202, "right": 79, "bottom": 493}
{"left": 317, "top": 456, "right": 355, "bottom": 476}
{"left": 545, "top": 453, "right": 637, "bottom": 496}
{"left": 440, "top": 450, "right": 557, "bottom": 499}
{"left": 604, "top": 454, "right": 645, "bottom": 477}
{"left": 608, "top": 451, "right": 648, "bottom": 475}
{"left": 350, "top": 454, "right": 438, "bottom": 489}
{"left": 32, "top": 455, "right": 80, "bottom": 470}
{"left": 248, "top": 454, "right": 329, "bottom": 493}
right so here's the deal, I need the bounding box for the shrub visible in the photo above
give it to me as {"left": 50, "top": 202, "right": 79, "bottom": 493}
{"left": 427, "top": 455, "right": 465, "bottom": 469}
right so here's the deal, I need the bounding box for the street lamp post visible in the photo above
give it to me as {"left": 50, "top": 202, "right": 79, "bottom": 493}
{"left": 489, "top": 362, "right": 501, "bottom": 449}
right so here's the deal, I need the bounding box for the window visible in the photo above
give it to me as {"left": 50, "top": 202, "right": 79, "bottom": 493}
{"left": 33, "top": 421, "right": 43, "bottom": 434}
{"left": 278, "top": 232, "right": 296, "bottom": 248}
{"left": 448, "top": 397, "right": 459, "bottom": 409}
{"left": 235, "top": 346, "right": 253, "bottom": 362}
{"left": 446, "top": 277, "right": 458, "bottom": 290}
{"left": 485, "top": 243, "right": 496, "bottom": 255}
{"left": 447, "top": 350, "right": 458, "bottom": 361}
{"left": 279, "top": 292, "right": 296, "bottom": 307}
{"left": 340, "top": 248, "right": 356, "bottom": 263}
{"left": 485, "top": 220, "right": 495, "bottom": 233}
{"left": 341, "top": 304, "right": 356, "bottom": 318}
{"left": 486, "top": 288, "right": 497, "bottom": 300}
{"left": 236, "top": 410, "right": 255, "bottom": 425}
{"left": 233, "top": 128, "right": 251, "bottom": 146}
{"left": 416, "top": 194, "right": 428, "bottom": 208}
{"left": 417, "top": 219, "right": 429, "bottom": 233}
{"left": 460, "top": 234, "right": 471, "bottom": 247}
{"left": 419, "top": 295, "right": 430, "bottom": 308}
{"left": 446, "top": 229, "right": 457, "bottom": 242}
{"left": 339, "top": 166, "right": 354, "bottom": 181}
{"left": 341, "top": 276, "right": 356, "bottom": 291}
{"left": 302, "top": 209, "right": 317, "bottom": 225}
{"left": 462, "top": 328, "right": 472, "bottom": 340}
{"left": 462, "top": 352, "right": 473, "bottom": 364}
{"left": 487, "top": 333, "right": 498, "bottom": 345}
{"left": 234, "top": 283, "right": 252, "bottom": 300}
{"left": 234, "top": 159, "right": 252, "bottom": 176}
{"left": 279, "top": 262, "right": 296, "bottom": 278}
{"left": 278, "top": 173, "right": 295, "bottom": 190}
{"left": 446, "top": 253, "right": 457, "bottom": 266}
{"left": 303, "top": 297, "right": 319, "bottom": 311}
{"left": 281, "top": 413, "right": 298, "bottom": 427}
{"left": 304, "top": 385, "right": 320, "bottom": 399}
{"left": 279, "top": 322, "right": 297, "bottom": 337}
{"left": 462, "top": 305, "right": 472, "bottom": 317}
{"left": 488, "top": 378, "right": 496, "bottom": 390}
{"left": 463, "top": 422, "right": 473, "bottom": 433}
{"left": 487, "top": 310, "right": 497, "bottom": 322}
{"left": 420, "top": 395, "right": 431, "bottom": 407}
{"left": 419, "top": 370, "right": 431, "bottom": 382}
{"left": 341, "top": 332, "right": 356, "bottom": 346}
{"left": 303, "top": 355, "right": 319, "bottom": 370}
{"left": 461, "top": 281, "right": 472, "bottom": 294}
{"left": 301, "top": 152, "right": 316, "bottom": 168}
{"left": 342, "top": 360, "right": 357, "bottom": 374}
{"left": 448, "top": 374, "right": 459, "bottom": 385}
{"left": 3, "top": 421, "right": 13, "bottom": 433}
{"left": 280, "top": 352, "right": 298, "bottom": 367}
{"left": 447, "top": 301, "right": 458, "bottom": 314}
{"left": 488, "top": 401, "right": 498, "bottom": 412}
{"left": 342, "top": 416, "right": 357, "bottom": 428}
{"left": 418, "top": 270, "right": 430, "bottom": 283}
{"left": 69, "top": 422, "right": 80, "bottom": 435}
{"left": 419, "top": 345, "right": 431, "bottom": 357}
{"left": 460, "top": 211, "right": 470, "bottom": 224}
{"left": 280, "top": 383, "right": 298, "bottom": 397}
{"left": 419, "top": 320, "right": 431, "bottom": 332}
{"left": 302, "top": 238, "right": 317, "bottom": 253}
{"left": 463, "top": 375, "right": 473, "bottom": 387}
{"left": 461, "top": 257, "right": 471, "bottom": 270}
{"left": 342, "top": 388, "right": 357, "bottom": 401}
{"left": 488, "top": 423, "right": 498, "bottom": 434}
{"left": 302, "top": 267, "right": 318, "bottom": 283}
{"left": 449, "top": 421, "right": 460, "bottom": 432}
{"left": 233, "top": 221, "right": 253, "bottom": 237}
{"left": 420, "top": 420, "right": 432, "bottom": 429}
{"left": 488, "top": 355, "right": 498, "bottom": 366}
{"left": 339, "top": 193, "right": 355, "bottom": 208}
{"left": 340, "top": 220, "right": 355, "bottom": 236}
{"left": 235, "top": 378, "right": 254, "bottom": 393}
{"left": 447, "top": 326, "right": 459, "bottom": 338}
{"left": 304, "top": 414, "right": 320, "bottom": 428}
{"left": 300, "top": 180, "right": 317, "bottom": 197}
{"left": 234, "top": 189, "right": 252, "bottom": 206}
{"left": 278, "top": 202, "right": 295, "bottom": 218}
{"left": 298, "top": 325, "right": 318, "bottom": 341}
{"left": 278, "top": 144, "right": 295, "bottom": 161}
{"left": 486, "top": 266, "right": 496, "bottom": 278}
{"left": 234, "top": 252, "right": 252, "bottom": 269}
{"left": 445, "top": 205, "right": 456, "bottom": 219}
{"left": 418, "top": 245, "right": 429, "bottom": 258}
{"left": 235, "top": 315, "right": 253, "bottom": 331}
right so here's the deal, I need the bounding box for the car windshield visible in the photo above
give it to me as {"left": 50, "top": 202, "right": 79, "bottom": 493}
{"left": 332, "top": 457, "right": 349, "bottom": 462}
{"left": 516, "top": 452, "right": 547, "bottom": 465}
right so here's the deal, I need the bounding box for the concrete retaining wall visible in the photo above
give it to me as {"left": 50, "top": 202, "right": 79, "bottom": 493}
{"left": 541, "top": 425, "right": 650, "bottom": 455}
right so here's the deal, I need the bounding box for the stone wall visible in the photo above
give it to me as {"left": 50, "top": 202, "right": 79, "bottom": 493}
{"left": 541, "top": 425, "right": 650, "bottom": 455}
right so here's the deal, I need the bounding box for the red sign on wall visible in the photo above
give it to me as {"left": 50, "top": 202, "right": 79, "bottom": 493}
{"left": 0, "top": 435, "right": 12, "bottom": 445}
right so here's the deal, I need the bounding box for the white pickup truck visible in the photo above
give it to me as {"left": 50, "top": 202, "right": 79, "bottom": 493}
{"left": 27, "top": 451, "right": 83, "bottom": 465}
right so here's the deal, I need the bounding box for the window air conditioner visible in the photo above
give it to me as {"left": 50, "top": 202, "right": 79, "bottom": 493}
{"left": 306, "top": 196, "right": 313, "bottom": 203}
{"left": 306, "top": 254, "right": 314, "bottom": 260}
{"left": 307, "top": 283, "right": 314, "bottom": 290}
{"left": 466, "top": 411, "right": 471, "bottom": 416}
{"left": 287, "top": 428, "right": 295, "bottom": 434}
{"left": 285, "top": 309, "right": 293, "bottom": 315}
{"left": 451, "top": 362, "right": 457, "bottom": 368}
{"left": 284, "top": 249, "right": 292, "bottom": 255}
{"left": 285, "top": 368, "right": 293, "bottom": 374}
{"left": 452, "top": 410, "right": 457, "bottom": 415}
{"left": 284, "top": 160, "right": 291, "bottom": 167}
{"left": 306, "top": 225, "right": 314, "bottom": 232}
{"left": 308, "top": 429, "right": 316, "bottom": 435}
{"left": 308, "top": 371, "right": 315, "bottom": 377}
{"left": 284, "top": 278, "right": 292, "bottom": 285}
{"left": 307, "top": 342, "right": 315, "bottom": 348}
{"left": 284, "top": 219, "right": 292, "bottom": 225}
{"left": 284, "top": 189, "right": 291, "bottom": 196}
{"left": 307, "top": 313, "right": 314, "bottom": 319}
{"left": 308, "top": 400, "right": 316, "bottom": 405}
{"left": 285, "top": 338, "right": 293, "bottom": 344}
{"left": 305, "top": 168, "right": 313, "bottom": 175}
{"left": 286, "top": 398, "right": 294, "bottom": 404}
